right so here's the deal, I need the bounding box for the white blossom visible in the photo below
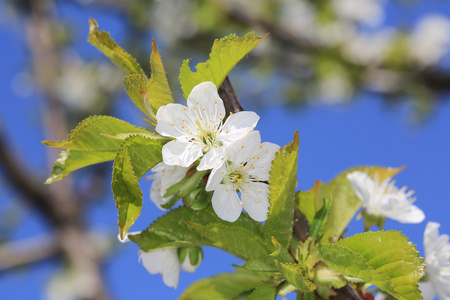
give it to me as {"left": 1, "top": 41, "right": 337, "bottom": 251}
{"left": 139, "top": 248, "right": 180, "bottom": 289}
{"left": 156, "top": 81, "right": 259, "bottom": 169}
{"left": 409, "top": 15, "right": 450, "bottom": 66}
{"left": 206, "top": 131, "right": 279, "bottom": 222}
{"left": 347, "top": 171, "right": 425, "bottom": 223}
{"left": 149, "top": 162, "right": 189, "bottom": 209}
{"left": 419, "top": 222, "right": 450, "bottom": 300}
{"left": 331, "top": 0, "right": 385, "bottom": 27}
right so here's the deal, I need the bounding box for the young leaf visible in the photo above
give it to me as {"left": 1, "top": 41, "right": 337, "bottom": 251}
{"left": 129, "top": 205, "right": 263, "bottom": 252}
{"left": 296, "top": 181, "right": 322, "bottom": 224}
{"left": 278, "top": 263, "right": 316, "bottom": 292}
{"left": 244, "top": 285, "right": 277, "bottom": 300}
{"left": 318, "top": 166, "right": 404, "bottom": 243}
{"left": 263, "top": 131, "right": 299, "bottom": 249}
{"left": 45, "top": 149, "right": 115, "bottom": 184}
{"left": 88, "top": 18, "right": 145, "bottom": 76}
{"left": 186, "top": 221, "right": 269, "bottom": 260}
{"left": 42, "top": 115, "right": 153, "bottom": 151}
{"left": 123, "top": 74, "right": 151, "bottom": 118}
{"left": 113, "top": 135, "right": 164, "bottom": 239}
{"left": 179, "top": 32, "right": 267, "bottom": 98}
{"left": 146, "top": 40, "right": 174, "bottom": 116}
{"left": 179, "top": 269, "right": 273, "bottom": 300}
{"left": 309, "top": 196, "right": 332, "bottom": 240}
{"left": 318, "top": 230, "right": 425, "bottom": 300}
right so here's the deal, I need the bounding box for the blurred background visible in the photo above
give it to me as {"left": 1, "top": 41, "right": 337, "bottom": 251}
{"left": 0, "top": 0, "right": 449, "bottom": 299}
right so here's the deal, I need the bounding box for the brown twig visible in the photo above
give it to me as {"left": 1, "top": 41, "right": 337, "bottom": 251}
{"left": 219, "top": 77, "right": 245, "bottom": 115}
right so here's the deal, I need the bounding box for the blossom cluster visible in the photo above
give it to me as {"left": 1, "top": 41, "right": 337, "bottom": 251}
{"left": 151, "top": 81, "right": 280, "bottom": 222}
{"left": 140, "top": 81, "right": 280, "bottom": 287}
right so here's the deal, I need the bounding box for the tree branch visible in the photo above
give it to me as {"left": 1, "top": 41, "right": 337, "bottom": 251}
{"left": 219, "top": 77, "right": 245, "bottom": 115}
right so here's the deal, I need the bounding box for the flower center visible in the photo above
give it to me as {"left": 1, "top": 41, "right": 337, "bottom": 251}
{"left": 194, "top": 120, "right": 222, "bottom": 152}
{"left": 223, "top": 162, "right": 250, "bottom": 190}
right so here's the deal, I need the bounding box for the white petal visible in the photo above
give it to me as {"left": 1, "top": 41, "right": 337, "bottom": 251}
{"left": 219, "top": 111, "right": 259, "bottom": 145}
{"left": 155, "top": 103, "right": 195, "bottom": 139}
{"left": 211, "top": 184, "right": 242, "bottom": 222}
{"left": 150, "top": 173, "right": 165, "bottom": 209}
{"left": 347, "top": 171, "right": 375, "bottom": 206}
{"left": 241, "top": 182, "right": 270, "bottom": 222}
{"left": 247, "top": 141, "right": 280, "bottom": 181}
{"left": 197, "top": 145, "right": 227, "bottom": 171}
{"left": 205, "top": 162, "right": 227, "bottom": 191}
{"left": 162, "top": 141, "right": 203, "bottom": 167}
{"left": 117, "top": 231, "right": 141, "bottom": 243}
{"left": 161, "top": 248, "right": 180, "bottom": 289}
{"left": 419, "top": 281, "right": 437, "bottom": 300}
{"left": 160, "top": 164, "right": 189, "bottom": 197}
{"left": 384, "top": 202, "right": 425, "bottom": 223}
{"left": 227, "top": 131, "right": 261, "bottom": 165}
{"left": 186, "top": 81, "right": 225, "bottom": 126}
{"left": 139, "top": 250, "right": 165, "bottom": 274}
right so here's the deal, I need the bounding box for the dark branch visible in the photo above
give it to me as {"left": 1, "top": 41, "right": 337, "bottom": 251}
{"left": 219, "top": 77, "right": 245, "bottom": 115}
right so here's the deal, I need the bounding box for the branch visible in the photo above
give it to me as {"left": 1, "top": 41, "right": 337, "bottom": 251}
{"left": 219, "top": 76, "right": 244, "bottom": 114}
{"left": 0, "top": 235, "right": 60, "bottom": 273}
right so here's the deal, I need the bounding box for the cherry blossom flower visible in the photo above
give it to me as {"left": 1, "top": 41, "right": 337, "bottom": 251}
{"left": 139, "top": 248, "right": 180, "bottom": 288}
{"left": 347, "top": 171, "right": 425, "bottom": 224}
{"left": 419, "top": 222, "right": 450, "bottom": 300}
{"left": 149, "top": 162, "right": 189, "bottom": 209}
{"left": 205, "top": 131, "right": 279, "bottom": 222}
{"left": 155, "top": 81, "right": 259, "bottom": 169}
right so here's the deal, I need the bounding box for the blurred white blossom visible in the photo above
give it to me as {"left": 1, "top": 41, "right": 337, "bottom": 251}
{"left": 409, "top": 15, "right": 450, "bottom": 66}
{"left": 331, "top": 0, "right": 385, "bottom": 27}
{"left": 139, "top": 249, "right": 180, "bottom": 288}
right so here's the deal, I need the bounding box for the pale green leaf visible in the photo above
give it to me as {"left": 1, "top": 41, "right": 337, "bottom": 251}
{"left": 123, "top": 74, "right": 151, "bottom": 118}
{"left": 88, "top": 18, "right": 145, "bottom": 76}
{"left": 296, "top": 181, "right": 322, "bottom": 224}
{"left": 45, "top": 149, "right": 115, "bottom": 184}
{"left": 186, "top": 221, "right": 269, "bottom": 260}
{"left": 179, "top": 32, "right": 267, "bottom": 98}
{"left": 113, "top": 135, "right": 164, "bottom": 239}
{"left": 42, "top": 115, "right": 152, "bottom": 151}
{"left": 318, "top": 166, "right": 404, "bottom": 243}
{"left": 179, "top": 269, "right": 273, "bottom": 300}
{"left": 318, "top": 230, "right": 424, "bottom": 300}
{"left": 263, "top": 131, "right": 299, "bottom": 249}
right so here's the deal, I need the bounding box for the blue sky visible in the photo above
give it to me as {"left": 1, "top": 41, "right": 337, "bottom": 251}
{"left": 0, "top": 1, "right": 449, "bottom": 299}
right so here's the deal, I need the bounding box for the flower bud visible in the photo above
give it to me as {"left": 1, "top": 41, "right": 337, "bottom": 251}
{"left": 178, "top": 246, "right": 203, "bottom": 273}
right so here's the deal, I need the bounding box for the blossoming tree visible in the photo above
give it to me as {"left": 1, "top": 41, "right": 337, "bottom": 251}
{"left": 42, "top": 19, "right": 449, "bottom": 299}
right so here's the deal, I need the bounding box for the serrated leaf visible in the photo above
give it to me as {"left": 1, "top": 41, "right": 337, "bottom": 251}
{"left": 318, "top": 231, "right": 424, "bottom": 300}
{"left": 309, "top": 197, "right": 332, "bottom": 240}
{"left": 42, "top": 116, "right": 152, "bottom": 151}
{"left": 186, "top": 221, "right": 269, "bottom": 260}
{"left": 88, "top": 18, "right": 145, "bottom": 76}
{"left": 113, "top": 135, "right": 164, "bottom": 239}
{"left": 45, "top": 149, "right": 115, "bottom": 184}
{"left": 318, "top": 166, "right": 404, "bottom": 243}
{"left": 146, "top": 40, "right": 174, "bottom": 116}
{"left": 129, "top": 205, "right": 263, "bottom": 252}
{"left": 263, "top": 131, "right": 299, "bottom": 249}
{"left": 179, "top": 32, "right": 267, "bottom": 98}
{"left": 179, "top": 268, "right": 272, "bottom": 300}
{"left": 244, "top": 285, "right": 277, "bottom": 300}
{"left": 123, "top": 74, "right": 151, "bottom": 118}
{"left": 278, "top": 263, "right": 316, "bottom": 292}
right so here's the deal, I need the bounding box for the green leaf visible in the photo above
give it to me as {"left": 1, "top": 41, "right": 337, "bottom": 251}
{"left": 296, "top": 181, "right": 322, "bottom": 224}
{"left": 179, "top": 269, "right": 272, "bottom": 300}
{"left": 309, "top": 196, "right": 332, "bottom": 240}
{"left": 186, "top": 221, "right": 269, "bottom": 260}
{"left": 244, "top": 285, "right": 277, "bottom": 300}
{"left": 318, "top": 166, "right": 404, "bottom": 243}
{"left": 88, "top": 18, "right": 145, "bottom": 76}
{"left": 42, "top": 116, "right": 153, "bottom": 151}
{"left": 113, "top": 135, "right": 164, "bottom": 239}
{"left": 179, "top": 32, "right": 267, "bottom": 98}
{"left": 122, "top": 40, "right": 174, "bottom": 121}
{"left": 146, "top": 40, "right": 174, "bottom": 116}
{"left": 318, "top": 231, "right": 425, "bottom": 300}
{"left": 129, "top": 205, "right": 263, "bottom": 252}
{"left": 263, "top": 131, "right": 299, "bottom": 249}
{"left": 278, "top": 263, "right": 316, "bottom": 292}
{"left": 45, "top": 149, "right": 115, "bottom": 184}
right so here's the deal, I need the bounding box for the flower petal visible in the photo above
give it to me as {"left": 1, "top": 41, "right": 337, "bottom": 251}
{"left": 162, "top": 140, "right": 202, "bottom": 167}
{"left": 186, "top": 81, "right": 225, "bottom": 126}
{"left": 219, "top": 111, "right": 260, "bottom": 145}
{"left": 205, "top": 162, "right": 227, "bottom": 191}
{"left": 211, "top": 184, "right": 242, "bottom": 222}
{"left": 197, "top": 145, "right": 227, "bottom": 171}
{"left": 241, "top": 182, "right": 270, "bottom": 222}
{"left": 418, "top": 281, "right": 437, "bottom": 300}
{"left": 347, "top": 171, "right": 375, "bottom": 206}
{"left": 161, "top": 248, "right": 180, "bottom": 289}
{"left": 227, "top": 131, "right": 261, "bottom": 165}
{"left": 155, "top": 103, "right": 195, "bottom": 139}
{"left": 247, "top": 141, "right": 280, "bottom": 181}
